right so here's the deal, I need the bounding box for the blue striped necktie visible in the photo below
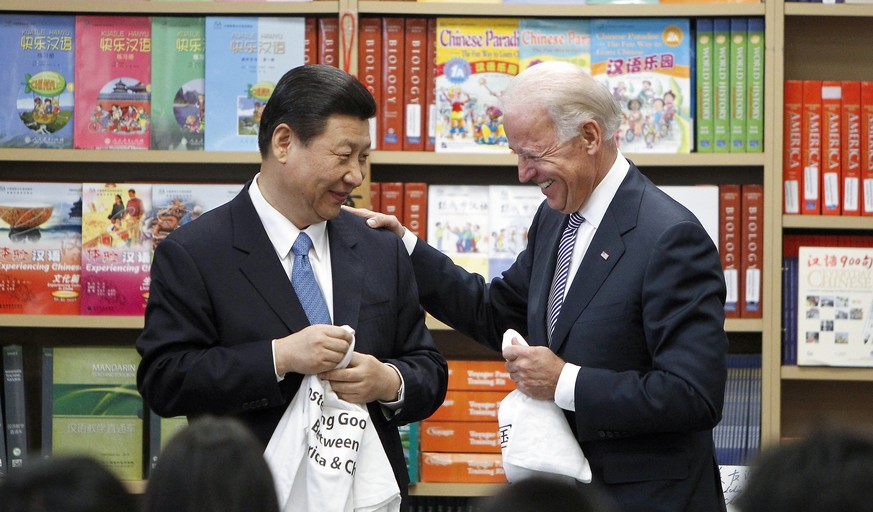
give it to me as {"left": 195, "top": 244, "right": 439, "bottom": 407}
{"left": 292, "top": 232, "right": 331, "bottom": 325}
{"left": 548, "top": 212, "right": 585, "bottom": 340}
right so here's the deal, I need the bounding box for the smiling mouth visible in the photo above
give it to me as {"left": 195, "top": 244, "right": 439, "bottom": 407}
{"left": 539, "top": 180, "right": 555, "bottom": 190}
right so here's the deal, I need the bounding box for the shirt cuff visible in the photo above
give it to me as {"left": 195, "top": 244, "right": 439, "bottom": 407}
{"left": 378, "top": 363, "right": 405, "bottom": 417}
{"left": 272, "top": 339, "right": 284, "bottom": 382}
{"left": 554, "top": 362, "right": 580, "bottom": 412}
{"left": 401, "top": 227, "right": 417, "bottom": 256}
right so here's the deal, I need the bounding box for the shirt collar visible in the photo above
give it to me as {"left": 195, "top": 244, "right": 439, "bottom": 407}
{"left": 577, "top": 150, "right": 630, "bottom": 229}
{"left": 249, "top": 173, "right": 328, "bottom": 260}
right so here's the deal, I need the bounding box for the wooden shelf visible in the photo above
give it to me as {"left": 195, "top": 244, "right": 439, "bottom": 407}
{"left": 0, "top": 0, "right": 339, "bottom": 14}
{"left": 428, "top": 316, "right": 763, "bottom": 333}
{"left": 0, "top": 315, "right": 143, "bottom": 329}
{"left": 409, "top": 482, "right": 504, "bottom": 497}
{"left": 784, "top": 2, "right": 873, "bottom": 17}
{"left": 782, "top": 215, "right": 873, "bottom": 230}
{"left": 357, "top": 1, "right": 764, "bottom": 17}
{"left": 782, "top": 365, "right": 873, "bottom": 382}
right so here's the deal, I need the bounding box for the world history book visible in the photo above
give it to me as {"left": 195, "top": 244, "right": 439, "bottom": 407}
{"left": 0, "top": 14, "right": 75, "bottom": 148}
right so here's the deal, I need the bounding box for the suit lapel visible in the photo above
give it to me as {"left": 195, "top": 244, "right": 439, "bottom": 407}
{"left": 327, "top": 212, "right": 363, "bottom": 338}
{"left": 529, "top": 209, "right": 565, "bottom": 347}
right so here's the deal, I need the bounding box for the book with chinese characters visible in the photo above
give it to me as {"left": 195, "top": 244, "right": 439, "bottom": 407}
{"left": 435, "top": 17, "right": 518, "bottom": 154}
{"left": 591, "top": 18, "right": 693, "bottom": 154}
{"left": 80, "top": 183, "right": 152, "bottom": 316}
{"left": 0, "top": 14, "right": 75, "bottom": 148}
{"left": 3, "top": 344, "right": 28, "bottom": 472}
{"left": 73, "top": 16, "right": 151, "bottom": 150}
{"left": 0, "top": 182, "right": 82, "bottom": 315}
{"left": 517, "top": 18, "right": 590, "bottom": 73}
{"left": 147, "top": 412, "right": 188, "bottom": 477}
{"left": 41, "top": 346, "right": 144, "bottom": 480}
{"left": 487, "top": 185, "right": 543, "bottom": 281}
{"left": 148, "top": 183, "right": 242, "bottom": 249}
{"left": 204, "top": 16, "right": 304, "bottom": 151}
{"left": 427, "top": 184, "right": 491, "bottom": 278}
{"left": 150, "top": 17, "right": 205, "bottom": 151}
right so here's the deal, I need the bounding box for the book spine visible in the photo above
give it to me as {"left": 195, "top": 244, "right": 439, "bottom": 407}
{"left": 318, "top": 16, "right": 339, "bottom": 67}
{"left": 403, "top": 18, "right": 427, "bottom": 151}
{"left": 746, "top": 17, "right": 764, "bottom": 153}
{"left": 425, "top": 18, "right": 438, "bottom": 152}
{"left": 695, "top": 18, "right": 714, "bottom": 153}
{"left": 304, "top": 16, "right": 318, "bottom": 66}
{"left": 740, "top": 184, "right": 763, "bottom": 318}
{"left": 712, "top": 18, "right": 731, "bottom": 153}
{"left": 801, "top": 79, "right": 823, "bottom": 214}
{"left": 784, "top": 80, "right": 803, "bottom": 214}
{"left": 148, "top": 410, "right": 161, "bottom": 477}
{"left": 381, "top": 17, "right": 405, "bottom": 151}
{"left": 370, "top": 181, "right": 382, "bottom": 213}
{"left": 729, "top": 17, "right": 748, "bottom": 153}
{"left": 841, "top": 80, "right": 862, "bottom": 215}
{"left": 404, "top": 182, "right": 428, "bottom": 240}
{"left": 380, "top": 182, "right": 405, "bottom": 219}
{"left": 821, "top": 81, "right": 842, "bottom": 215}
{"left": 719, "top": 184, "right": 742, "bottom": 318}
{"left": 358, "top": 17, "right": 382, "bottom": 150}
{"left": 862, "top": 81, "right": 873, "bottom": 215}
{"left": 3, "top": 345, "right": 28, "bottom": 471}
{"left": 41, "top": 347, "right": 53, "bottom": 459}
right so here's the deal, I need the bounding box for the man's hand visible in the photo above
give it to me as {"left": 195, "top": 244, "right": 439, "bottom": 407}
{"left": 319, "top": 353, "right": 401, "bottom": 404}
{"left": 342, "top": 205, "right": 406, "bottom": 238}
{"left": 274, "top": 325, "right": 353, "bottom": 376}
{"left": 503, "top": 341, "right": 564, "bottom": 400}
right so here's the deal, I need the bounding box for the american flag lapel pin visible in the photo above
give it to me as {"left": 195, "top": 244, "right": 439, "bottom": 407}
{"left": 601, "top": 251, "right": 609, "bottom": 260}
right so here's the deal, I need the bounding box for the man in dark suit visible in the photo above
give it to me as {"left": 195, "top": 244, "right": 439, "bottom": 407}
{"left": 352, "top": 61, "right": 729, "bottom": 511}
{"left": 136, "top": 65, "right": 448, "bottom": 509}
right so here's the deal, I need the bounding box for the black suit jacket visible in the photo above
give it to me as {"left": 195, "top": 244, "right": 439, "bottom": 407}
{"left": 136, "top": 182, "right": 447, "bottom": 504}
{"left": 412, "top": 163, "right": 729, "bottom": 512}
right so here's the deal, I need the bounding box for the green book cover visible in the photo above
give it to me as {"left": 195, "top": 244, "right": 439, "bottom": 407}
{"left": 147, "top": 411, "right": 188, "bottom": 477}
{"left": 3, "top": 344, "right": 28, "bottom": 471}
{"left": 42, "top": 346, "right": 143, "bottom": 480}
{"left": 399, "top": 421, "right": 420, "bottom": 484}
{"left": 712, "top": 18, "right": 730, "bottom": 153}
{"left": 746, "top": 17, "right": 765, "bottom": 153}
{"left": 696, "top": 18, "right": 714, "bottom": 153}
{"left": 729, "top": 17, "right": 748, "bottom": 153}
{"left": 150, "top": 17, "right": 205, "bottom": 150}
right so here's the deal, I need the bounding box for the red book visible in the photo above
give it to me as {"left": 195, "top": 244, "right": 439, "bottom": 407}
{"left": 380, "top": 182, "right": 404, "bottom": 219}
{"left": 783, "top": 80, "right": 803, "bottom": 215}
{"left": 740, "top": 184, "right": 763, "bottom": 319}
{"left": 402, "top": 18, "right": 427, "bottom": 151}
{"left": 370, "top": 182, "right": 381, "bottom": 213}
{"left": 304, "top": 17, "right": 318, "bottom": 65}
{"left": 801, "top": 80, "right": 822, "bottom": 214}
{"left": 841, "top": 80, "right": 862, "bottom": 216}
{"left": 380, "top": 17, "right": 405, "bottom": 151}
{"left": 425, "top": 18, "right": 437, "bottom": 152}
{"left": 862, "top": 81, "right": 873, "bottom": 216}
{"left": 318, "top": 17, "right": 339, "bottom": 68}
{"left": 821, "top": 81, "right": 842, "bottom": 215}
{"left": 404, "top": 182, "right": 428, "bottom": 239}
{"left": 358, "top": 17, "right": 382, "bottom": 149}
{"left": 719, "top": 184, "right": 742, "bottom": 318}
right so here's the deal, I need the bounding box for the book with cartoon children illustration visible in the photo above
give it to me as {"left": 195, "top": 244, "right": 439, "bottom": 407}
{"left": 73, "top": 16, "right": 151, "bottom": 150}
{"left": 518, "top": 18, "right": 591, "bottom": 74}
{"left": 204, "top": 16, "right": 304, "bottom": 152}
{"left": 148, "top": 183, "right": 242, "bottom": 250}
{"left": 591, "top": 18, "right": 693, "bottom": 154}
{"left": 0, "top": 14, "right": 75, "bottom": 149}
{"left": 427, "top": 184, "right": 491, "bottom": 277}
{"left": 435, "top": 17, "right": 518, "bottom": 154}
{"left": 487, "top": 185, "right": 543, "bottom": 281}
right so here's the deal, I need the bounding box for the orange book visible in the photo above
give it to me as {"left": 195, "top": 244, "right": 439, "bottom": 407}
{"left": 425, "top": 18, "right": 437, "bottom": 152}
{"left": 421, "top": 452, "right": 505, "bottom": 484}
{"left": 783, "top": 80, "right": 803, "bottom": 214}
{"left": 821, "top": 81, "right": 842, "bottom": 215}
{"left": 447, "top": 359, "right": 513, "bottom": 391}
{"left": 403, "top": 18, "right": 427, "bottom": 151}
{"left": 421, "top": 421, "right": 501, "bottom": 453}
{"left": 304, "top": 16, "right": 318, "bottom": 65}
{"left": 380, "top": 181, "right": 404, "bottom": 219}
{"left": 380, "top": 17, "right": 405, "bottom": 151}
{"left": 426, "top": 390, "right": 505, "bottom": 423}
{"left": 740, "top": 184, "right": 763, "bottom": 319}
{"left": 801, "top": 80, "right": 822, "bottom": 215}
{"left": 317, "top": 16, "right": 339, "bottom": 68}
{"left": 403, "top": 182, "right": 428, "bottom": 240}
{"left": 862, "top": 81, "right": 873, "bottom": 216}
{"left": 370, "top": 181, "right": 381, "bottom": 213}
{"left": 358, "top": 17, "right": 382, "bottom": 149}
{"left": 719, "top": 184, "right": 741, "bottom": 319}
{"left": 841, "top": 80, "right": 862, "bottom": 216}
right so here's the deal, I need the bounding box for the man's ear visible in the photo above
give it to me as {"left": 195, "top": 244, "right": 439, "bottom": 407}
{"left": 271, "top": 123, "right": 294, "bottom": 164}
{"left": 579, "top": 119, "right": 602, "bottom": 154}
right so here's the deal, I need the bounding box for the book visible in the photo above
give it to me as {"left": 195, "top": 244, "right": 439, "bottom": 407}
{"left": 80, "top": 183, "right": 152, "bottom": 316}
{"left": 150, "top": 17, "right": 206, "bottom": 151}
{"left": 591, "top": 18, "right": 693, "bottom": 154}
{"left": 729, "top": 17, "right": 748, "bottom": 153}
{"left": 42, "top": 346, "right": 144, "bottom": 480}
{"left": 404, "top": 182, "right": 428, "bottom": 240}
{"left": 740, "top": 184, "right": 763, "bottom": 319}
{"left": 862, "top": 81, "right": 873, "bottom": 216}
{"left": 148, "top": 183, "right": 242, "bottom": 249}
{"left": 659, "top": 185, "right": 720, "bottom": 248}
{"left": 403, "top": 18, "right": 427, "bottom": 151}
{"left": 304, "top": 16, "right": 317, "bottom": 65}
{"left": 746, "top": 17, "right": 764, "bottom": 153}
{"left": 370, "top": 182, "right": 381, "bottom": 213}
{"left": 0, "top": 14, "right": 75, "bottom": 148}
{"left": 517, "top": 18, "right": 590, "bottom": 72}
{"left": 425, "top": 18, "right": 437, "bottom": 152}
{"left": 841, "top": 80, "right": 861, "bottom": 216}
{"left": 0, "top": 182, "right": 82, "bottom": 315}
{"left": 0, "top": 368, "right": 5, "bottom": 477}
{"left": 695, "top": 18, "right": 714, "bottom": 153}
{"left": 487, "top": 185, "right": 543, "bottom": 281}
{"left": 358, "top": 16, "right": 381, "bottom": 150}
{"left": 783, "top": 80, "right": 803, "bottom": 214}
{"left": 3, "top": 344, "right": 27, "bottom": 471}
{"left": 147, "top": 412, "right": 188, "bottom": 477}
{"left": 797, "top": 245, "right": 873, "bottom": 367}
{"left": 719, "top": 184, "right": 742, "bottom": 318}
{"left": 398, "top": 422, "right": 420, "bottom": 484}
{"left": 73, "top": 15, "right": 151, "bottom": 150}
{"left": 204, "top": 16, "right": 305, "bottom": 152}
{"left": 381, "top": 17, "right": 404, "bottom": 151}
{"left": 317, "top": 16, "right": 338, "bottom": 67}
{"left": 427, "top": 184, "right": 491, "bottom": 277}
{"left": 712, "top": 17, "right": 730, "bottom": 153}
{"left": 801, "top": 79, "right": 823, "bottom": 214}
{"left": 821, "top": 81, "right": 842, "bottom": 215}
{"left": 435, "top": 17, "right": 518, "bottom": 154}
